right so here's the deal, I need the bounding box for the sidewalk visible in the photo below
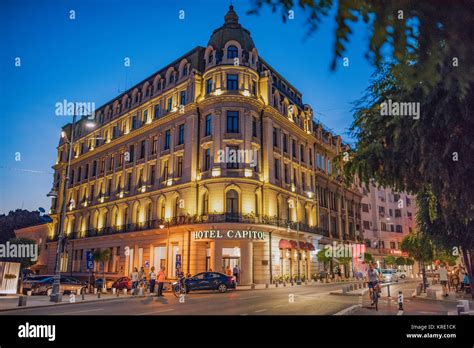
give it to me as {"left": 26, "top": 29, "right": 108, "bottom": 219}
{"left": 414, "top": 282, "right": 474, "bottom": 304}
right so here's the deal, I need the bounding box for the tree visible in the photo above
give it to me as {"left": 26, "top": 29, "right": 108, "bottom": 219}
{"left": 250, "top": 0, "right": 474, "bottom": 298}
{"left": 383, "top": 255, "right": 396, "bottom": 267}
{"left": 401, "top": 231, "right": 434, "bottom": 292}
{"left": 92, "top": 248, "right": 111, "bottom": 289}
{"left": 317, "top": 248, "right": 332, "bottom": 272}
{"left": 362, "top": 252, "right": 373, "bottom": 264}
{"left": 406, "top": 258, "right": 415, "bottom": 266}
{"left": 395, "top": 257, "right": 406, "bottom": 266}
{"left": 336, "top": 256, "right": 352, "bottom": 278}
{"left": 0, "top": 210, "right": 43, "bottom": 243}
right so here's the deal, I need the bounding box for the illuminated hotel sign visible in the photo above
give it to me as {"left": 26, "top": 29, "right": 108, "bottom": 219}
{"left": 192, "top": 230, "right": 266, "bottom": 240}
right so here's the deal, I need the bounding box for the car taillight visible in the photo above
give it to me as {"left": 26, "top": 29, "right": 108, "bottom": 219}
{"left": 227, "top": 277, "right": 234, "bottom": 282}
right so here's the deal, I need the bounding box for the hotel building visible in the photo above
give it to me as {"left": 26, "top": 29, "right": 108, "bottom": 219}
{"left": 46, "top": 6, "right": 363, "bottom": 284}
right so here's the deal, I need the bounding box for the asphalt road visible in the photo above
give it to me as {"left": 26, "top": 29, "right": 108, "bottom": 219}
{"left": 1, "top": 280, "right": 456, "bottom": 316}
{"left": 0, "top": 282, "right": 360, "bottom": 315}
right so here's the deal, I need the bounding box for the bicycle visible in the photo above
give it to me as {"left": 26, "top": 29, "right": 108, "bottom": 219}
{"left": 369, "top": 282, "right": 381, "bottom": 311}
{"left": 172, "top": 277, "right": 187, "bottom": 298}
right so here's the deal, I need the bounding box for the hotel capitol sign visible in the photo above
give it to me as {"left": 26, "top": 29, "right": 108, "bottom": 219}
{"left": 192, "top": 230, "right": 266, "bottom": 240}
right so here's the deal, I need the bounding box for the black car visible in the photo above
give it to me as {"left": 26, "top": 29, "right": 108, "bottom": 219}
{"left": 173, "top": 272, "right": 236, "bottom": 293}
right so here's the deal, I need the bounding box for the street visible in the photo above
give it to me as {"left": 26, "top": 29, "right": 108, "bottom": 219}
{"left": 0, "top": 280, "right": 460, "bottom": 316}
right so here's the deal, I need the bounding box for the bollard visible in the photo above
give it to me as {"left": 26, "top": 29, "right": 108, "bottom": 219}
{"left": 97, "top": 290, "right": 101, "bottom": 298}
{"left": 18, "top": 296, "right": 27, "bottom": 307}
{"left": 456, "top": 305, "right": 464, "bottom": 315}
{"left": 387, "top": 284, "right": 391, "bottom": 298}
{"left": 283, "top": 282, "right": 286, "bottom": 287}
{"left": 112, "top": 288, "right": 116, "bottom": 295}
{"left": 26, "top": 290, "right": 32, "bottom": 296}
{"left": 93, "top": 288, "right": 98, "bottom": 295}
{"left": 265, "top": 283, "right": 269, "bottom": 288}
{"left": 123, "top": 288, "right": 127, "bottom": 295}
{"left": 82, "top": 291, "right": 85, "bottom": 301}
{"left": 275, "top": 282, "right": 279, "bottom": 287}
{"left": 398, "top": 291, "right": 404, "bottom": 311}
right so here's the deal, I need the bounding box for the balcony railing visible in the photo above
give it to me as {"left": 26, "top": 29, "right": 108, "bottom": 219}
{"left": 48, "top": 213, "right": 331, "bottom": 242}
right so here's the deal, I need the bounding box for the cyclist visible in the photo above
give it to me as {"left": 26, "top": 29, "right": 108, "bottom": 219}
{"left": 367, "top": 263, "right": 381, "bottom": 305}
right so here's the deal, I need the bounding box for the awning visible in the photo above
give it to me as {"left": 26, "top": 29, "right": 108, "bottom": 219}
{"left": 278, "top": 239, "right": 292, "bottom": 249}
{"left": 289, "top": 240, "right": 298, "bottom": 249}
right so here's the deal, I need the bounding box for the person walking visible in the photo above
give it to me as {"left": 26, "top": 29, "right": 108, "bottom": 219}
{"left": 233, "top": 265, "right": 240, "bottom": 284}
{"left": 436, "top": 263, "right": 449, "bottom": 297}
{"left": 149, "top": 267, "right": 156, "bottom": 294}
{"left": 225, "top": 265, "right": 232, "bottom": 276}
{"left": 157, "top": 266, "right": 166, "bottom": 297}
{"left": 131, "top": 267, "right": 139, "bottom": 294}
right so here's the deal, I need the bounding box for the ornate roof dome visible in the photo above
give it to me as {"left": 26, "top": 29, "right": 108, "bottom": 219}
{"left": 208, "top": 5, "right": 255, "bottom": 52}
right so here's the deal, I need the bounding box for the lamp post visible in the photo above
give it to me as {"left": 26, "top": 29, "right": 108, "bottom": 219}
{"left": 49, "top": 110, "right": 95, "bottom": 302}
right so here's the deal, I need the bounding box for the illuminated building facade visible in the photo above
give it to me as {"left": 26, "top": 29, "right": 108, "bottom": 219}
{"left": 47, "top": 6, "right": 363, "bottom": 284}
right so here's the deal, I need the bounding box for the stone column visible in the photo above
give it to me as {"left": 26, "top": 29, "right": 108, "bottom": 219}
{"left": 240, "top": 241, "right": 253, "bottom": 285}
{"left": 209, "top": 240, "right": 222, "bottom": 272}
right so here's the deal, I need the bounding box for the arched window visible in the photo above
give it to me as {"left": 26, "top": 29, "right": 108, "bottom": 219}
{"left": 123, "top": 207, "right": 128, "bottom": 225}
{"left": 227, "top": 45, "right": 238, "bottom": 59}
{"left": 226, "top": 190, "right": 239, "bottom": 215}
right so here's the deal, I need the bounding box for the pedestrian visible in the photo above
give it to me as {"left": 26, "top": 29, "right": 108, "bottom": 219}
{"left": 226, "top": 265, "right": 232, "bottom": 276}
{"left": 131, "top": 267, "right": 139, "bottom": 294}
{"left": 233, "top": 264, "right": 240, "bottom": 284}
{"left": 138, "top": 267, "right": 145, "bottom": 281}
{"left": 436, "top": 263, "right": 449, "bottom": 297}
{"left": 149, "top": 266, "right": 156, "bottom": 294}
{"left": 157, "top": 266, "right": 166, "bottom": 297}
{"left": 89, "top": 272, "right": 96, "bottom": 293}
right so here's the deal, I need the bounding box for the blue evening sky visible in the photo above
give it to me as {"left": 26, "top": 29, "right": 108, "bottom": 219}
{"left": 0, "top": 0, "right": 374, "bottom": 214}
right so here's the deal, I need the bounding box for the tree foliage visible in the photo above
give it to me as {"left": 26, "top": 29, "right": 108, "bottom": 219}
{"left": 0, "top": 210, "right": 43, "bottom": 244}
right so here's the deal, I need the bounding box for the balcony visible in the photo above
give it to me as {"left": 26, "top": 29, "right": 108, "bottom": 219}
{"left": 47, "top": 213, "right": 331, "bottom": 242}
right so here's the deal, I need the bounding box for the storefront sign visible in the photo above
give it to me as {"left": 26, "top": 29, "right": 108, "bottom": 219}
{"left": 192, "top": 230, "right": 265, "bottom": 240}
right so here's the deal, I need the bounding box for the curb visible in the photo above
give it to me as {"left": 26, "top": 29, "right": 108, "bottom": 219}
{"left": 334, "top": 304, "right": 362, "bottom": 315}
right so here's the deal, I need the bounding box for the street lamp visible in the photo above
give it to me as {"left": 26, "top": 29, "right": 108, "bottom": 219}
{"left": 49, "top": 110, "right": 95, "bottom": 302}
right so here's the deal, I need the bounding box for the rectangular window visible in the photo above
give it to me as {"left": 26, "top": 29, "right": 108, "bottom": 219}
{"left": 252, "top": 117, "right": 257, "bottom": 137}
{"left": 150, "top": 165, "right": 156, "bottom": 186}
{"left": 129, "top": 145, "right": 135, "bottom": 162}
{"left": 85, "top": 164, "right": 89, "bottom": 179}
{"left": 143, "top": 109, "right": 148, "bottom": 122}
{"left": 167, "top": 98, "right": 173, "bottom": 112}
{"left": 205, "top": 115, "right": 212, "bottom": 136}
{"left": 164, "top": 130, "right": 170, "bottom": 150}
{"left": 154, "top": 104, "right": 161, "bottom": 119}
{"left": 284, "top": 164, "right": 289, "bottom": 184}
{"left": 396, "top": 225, "right": 402, "bottom": 233}
{"left": 301, "top": 172, "right": 306, "bottom": 190}
{"left": 126, "top": 173, "right": 132, "bottom": 191}
{"left": 292, "top": 140, "right": 296, "bottom": 158}
{"left": 252, "top": 80, "right": 256, "bottom": 95}
{"left": 178, "top": 124, "right": 185, "bottom": 145}
{"left": 363, "top": 221, "right": 370, "bottom": 230}
{"left": 362, "top": 203, "right": 369, "bottom": 212}
{"left": 300, "top": 145, "right": 304, "bottom": 162}
{"left": 274, "top": 158, "right": 280, "bottom": 180}
{"left": 226, "top": 111, "right": 239, "bottom": 133}
{"left": 176, "top": 156, "right": 183, "bottom": 177}
{"left": 180, "top": 91, "right": 186, "bottom": 106}
{"left": 227, "top": 74, "right": 238, "bottom": 91}
{"left": 204, "top": 148, "right": 211, "bottom": 171}
{"left": 92, "top": 161, "right": 97, "bottom": 176}
{"left": 395, "top": 209, "right": 402, "bottom": 218}
{"left": 162, "top": 160, "right": 169, "bottom": 181}
{"left": 227, "top": 146, "right": 239, "bottom": 169}
{"left": 309, "top": 148, "right": 313, "bottom": 166}
{"left": 293, "top": 168, "right": 297, "bottom": 186}
{"left": 273, "top": 128, "right": 278, "bottom": 147}
{"left": 381, "top": 222, "right": 387, "bottom": 231}
{"left": 283, "top": 134, "right": 288, "bottom": 153}
{"left": 140, "top": 140, "right": 146, "bottom": 159}
{"left": 206, "top": 79, "right": 212, "bottom": 94}
{"left": 151, "top": 137, "right": 158, "bottom": 155}
{"left": 132, "top": 115, "right": 138, "bottom": 130}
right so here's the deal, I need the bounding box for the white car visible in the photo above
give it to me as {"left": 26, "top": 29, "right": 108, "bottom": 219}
{"left": 381, "top": 269, "right": 399, "bottom": 283}
{"left": 396, "top": 269, "right": 408, "bottom": 279}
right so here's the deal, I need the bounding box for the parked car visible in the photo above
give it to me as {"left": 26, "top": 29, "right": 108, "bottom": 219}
{"left": 23, "top": 275, "right": 86, "bottom": 295}
{"left": 93, "top": 278, "right": 114, "bottom": 289}
{"left": 381, "top": 269, "right": 399, "bottom": 283}
{"left": 112, "top": 277, "right": 133, "bottom": 291}
{"left": 173, "top": 272, "right": 236, "bottom": 294}
{"left": 396, "top": 269, "right": 408, "bottom": 279}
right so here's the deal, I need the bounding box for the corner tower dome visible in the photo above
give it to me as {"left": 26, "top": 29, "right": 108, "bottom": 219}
{"left": 208, "top": 5, "right": 256, "bottom": 52}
